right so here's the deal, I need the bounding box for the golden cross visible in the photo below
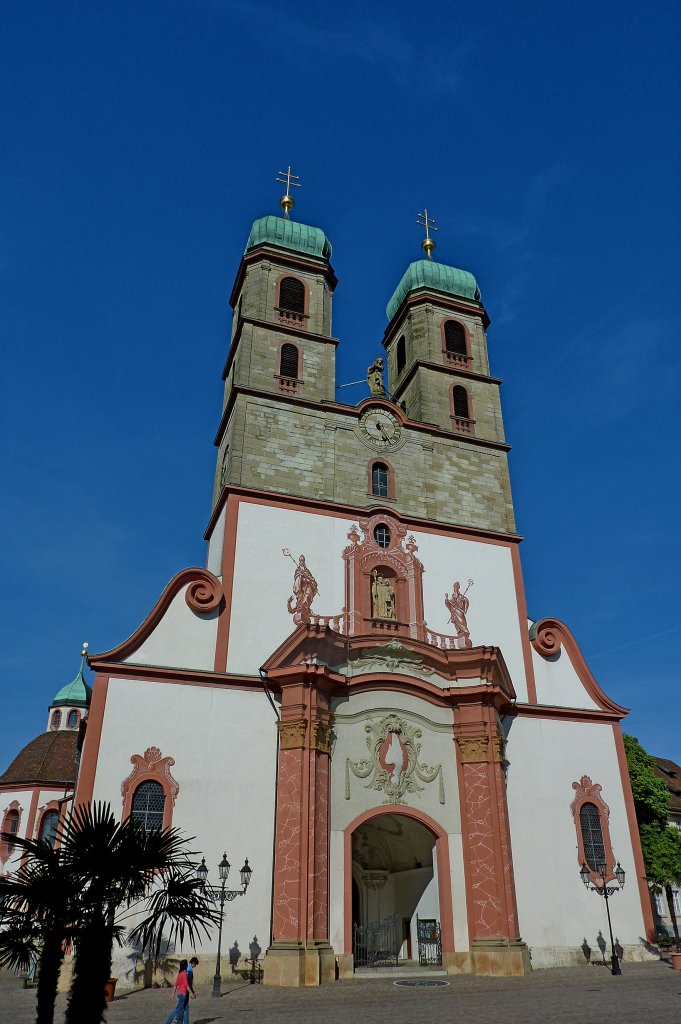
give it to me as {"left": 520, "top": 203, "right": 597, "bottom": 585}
{"left": 417, "top": 208, "right": 438, "bottom": 260}
{"left": 276, "top": 165, "right": 301, "bottom": 219}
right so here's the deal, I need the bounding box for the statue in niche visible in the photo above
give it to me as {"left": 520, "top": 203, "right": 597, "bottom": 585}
{"left": 444, "top": 579, "right": 474, "bottom": 648}
{"left": 283, "top": 549, "right": 318, "bottom": 623}
{"left": 371, "top": 570, "right": 396, "bottom": 620}
{"left": 367, "top": 357, "right": 386, "bottom": 396}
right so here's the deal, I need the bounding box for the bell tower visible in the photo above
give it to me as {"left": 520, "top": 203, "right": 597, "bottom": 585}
{"left": 383, "top": 211, "right": 506, "bottom": 449}
{"left": 213, "top": 169, "right": 338, "bottom": 503}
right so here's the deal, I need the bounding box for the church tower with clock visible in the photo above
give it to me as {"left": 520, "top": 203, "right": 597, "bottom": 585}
{"left": 66, "top": 182, "right": 654, "bottom": 988}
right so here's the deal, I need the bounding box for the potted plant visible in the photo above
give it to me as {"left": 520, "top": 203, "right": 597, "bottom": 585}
{"left": 656, "top": 933, "right": 673, "bottom": 958}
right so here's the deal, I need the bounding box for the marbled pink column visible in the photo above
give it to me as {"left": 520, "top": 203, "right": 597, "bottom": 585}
{"left": 309, "top": 750, "right": 329, "bottom": 940}
{"left": 272, "top": 748, "right": 305, "bottom": 941}
{"left": 462, "top": 762, "right": 506, "bottom": 938}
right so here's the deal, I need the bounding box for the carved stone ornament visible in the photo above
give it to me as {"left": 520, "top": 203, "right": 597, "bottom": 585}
{"left": 491, "top": 736, "right": 506, "bottom": 763}
{"left": 185, "top": 571, "right": 224, "bottom": 613}
{"left": 345, "top": 713, "right": 444, "bottom": 805}
{"left": 310, "top": 720, "right": 332, "bottom": 754}
{"left": 120, "top": 746, "right": 180, "bottom": 806}
{"left": 277, "top": 719, "right": 308, "bottom": 750}
{"left": 349, "top": 639, "right": 434, "bottom": 679}
{"left": 457, "top": 736, "right": 491, "bottom": 764}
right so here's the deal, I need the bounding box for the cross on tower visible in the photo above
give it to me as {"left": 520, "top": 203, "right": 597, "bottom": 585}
{"left": 417, "top": 208, "right": 438, "bottom": 260}
{"left": 276, "top": 165, "right": 301, "bottom": 219}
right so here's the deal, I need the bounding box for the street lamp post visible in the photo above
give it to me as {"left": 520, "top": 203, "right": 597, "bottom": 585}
{"left": 196, "top": 852, "right": 252, "bottom": 997}
{"left": 580, "top": 860, "right": 626, "bottom": 975}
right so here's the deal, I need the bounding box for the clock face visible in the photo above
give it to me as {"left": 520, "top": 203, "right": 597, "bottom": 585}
{"left": 358, "top": 408, "right": 404, "bottom": 451}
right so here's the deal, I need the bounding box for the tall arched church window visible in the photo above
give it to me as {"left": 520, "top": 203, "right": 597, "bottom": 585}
{"left": 396, "top": 335, "right": 406, "bottom": 375}
{"left": 67, "top": 710, "right": 79, "bottom": 729}
{"left": 279, "top": 343, "right": 299, "bottom": 380}
{"left": 131, "top": 780, "right": 166, "bottom": 833}
{"left": 38, "top": 810, "right": 60, "bottom": 847}
{"left": 279, "top": 277, "right": 305, "bottom": 315}
{"left": 3, "top": 808, "right": 20, "bottom": 855}
{"left": 371, "top": 462, "right": 389, "bottom": 498}
{"left": 579, "top": 803, "right": 606, "bottom": 870}
{"left": 51, "top": 710, "right": 61, "bottom": 730}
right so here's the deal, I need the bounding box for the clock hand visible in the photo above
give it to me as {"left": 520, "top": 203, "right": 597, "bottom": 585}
{"left": 376, "top": 421, "right": 388, "bottom": 439}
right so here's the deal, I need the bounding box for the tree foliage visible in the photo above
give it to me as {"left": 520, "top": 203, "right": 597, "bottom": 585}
{"left": 624, "top": 734, "right": 681, "bottom": 951}
{"left": 0, "top": 802, "right": 219, "bottom": 1024}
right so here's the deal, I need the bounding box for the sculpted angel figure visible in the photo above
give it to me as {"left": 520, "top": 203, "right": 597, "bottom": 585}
{"left": 444, "top": 579, "right": 473, "bottom": 649}
{"left": 367, "top": 357, "right": 386, "bottom": 396}
{"left": 284, "top": 550, "right": 318, "bottom": 623}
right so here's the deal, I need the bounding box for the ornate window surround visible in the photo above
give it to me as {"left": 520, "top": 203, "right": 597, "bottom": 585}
{"left": 570, "top": 775, "right": 616, "bottom": 884}
{"left": 121, "top": 746, "right": 179, "bottom": 832}
{"left": 0, "top": 801, "right": 23, "bottom": 861}
{"left": 36, "top": 801, "right": 61, "bottom": 846}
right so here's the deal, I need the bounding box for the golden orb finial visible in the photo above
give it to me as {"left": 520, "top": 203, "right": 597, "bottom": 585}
{"left": 417, "top": 209, "right": 438, "bottom": 260}
{"left": 81, "top": 642, "right": 89, "bottom": 656}
{"left": 276, "top": 165, "right": 301, "bottom": 220}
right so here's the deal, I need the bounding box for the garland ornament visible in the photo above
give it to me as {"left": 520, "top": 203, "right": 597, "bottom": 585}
{"left": 345, "top": 713, "right": 444, "bottom": 805}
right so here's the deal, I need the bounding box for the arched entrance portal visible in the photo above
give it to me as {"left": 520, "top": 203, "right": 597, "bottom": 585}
{"left": 350, "top": 812, "right": 442, "bottom": 967}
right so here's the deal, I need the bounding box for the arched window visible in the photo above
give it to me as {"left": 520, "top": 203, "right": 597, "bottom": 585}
{"left": 452, "top": 385, "right": 470, "bottom": 419}
{"left": 131, "top": 780, "right": 166, "bottom": 833}
{"left": 579, "top": 803, "right": 606, "bottom": 871}
{"left": 396, "top": 336, "right": 406, "bottom": 375}
{"left": 278, "top": 277, "right": 305, "bottom": 315}
{"left": 371, "top": 462, "right": 389, "bottom": 498}
{"left": 279, "top": 343, "right": 299, "bottom": 380}
{"left": 38, "top": 810, "right": 60, "bottom": 848}
{"left": 444, "top": 321, "right": 467, "bottom": 355}
{"left": 51, "top": 710, "right": 61, "bottom": 730}
{"left": 3, "top": 809, "right": 20, "bottom": 855}
{"left": 67, "top": 710, "right": 79, "bottom": 729}
{"left": 374, "top": 524, "right": 391, "bottom": 549}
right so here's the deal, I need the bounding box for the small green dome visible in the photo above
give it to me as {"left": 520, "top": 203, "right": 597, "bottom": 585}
{"left": 386, "top": 259, "right": 480, "bottom": 321}
{"left": 246, "top": 216, "right": 332, "bottom": 261}
{"left": 51, "top": 656, "right": 92, "bottom": 709}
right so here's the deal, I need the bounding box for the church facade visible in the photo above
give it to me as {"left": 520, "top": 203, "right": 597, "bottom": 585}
{"left": 16, "top": 206, "right": 657, "bottom": 984}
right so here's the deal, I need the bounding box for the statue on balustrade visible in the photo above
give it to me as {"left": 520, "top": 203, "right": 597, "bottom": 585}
{"left": 444, "top": 580, "right": 473, "bottom": 648}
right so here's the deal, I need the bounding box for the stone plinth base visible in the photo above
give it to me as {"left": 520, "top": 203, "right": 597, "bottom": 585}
{"left": 263, "top": 941, "right": 336, "bottom": 987}
{"left": 336, "top": 953, "right": 354, "bottom": 980}
{"left": 443, "top": 951, "right": 472, "bottom": 975}
{"left": 471, "top": 938, "right": 531, "bottom": 977}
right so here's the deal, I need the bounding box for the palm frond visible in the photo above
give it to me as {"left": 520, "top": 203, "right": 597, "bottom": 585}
{"left": 128, "top": 871, "right": 219, "bottom": 960}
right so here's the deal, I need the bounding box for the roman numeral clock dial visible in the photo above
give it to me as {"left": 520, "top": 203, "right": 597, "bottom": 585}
{"left": 358, "top": 407, "right": 405, "bottom": 451}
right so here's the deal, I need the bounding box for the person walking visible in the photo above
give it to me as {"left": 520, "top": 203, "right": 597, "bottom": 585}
{"left": 164, "top": 959, "right": 194, "bottom": 1024}
{"left": 183, "top": 957, "right": 199, "bottom": 1024}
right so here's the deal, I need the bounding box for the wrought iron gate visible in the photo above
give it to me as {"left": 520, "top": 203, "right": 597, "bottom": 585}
{"left": 416, "top": 916, "right": 442, "bottom": 966}
{"left": 353, "top": 913, "right": 399, "bottom": 968}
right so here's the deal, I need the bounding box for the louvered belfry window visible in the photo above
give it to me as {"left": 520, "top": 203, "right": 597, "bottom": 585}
{"left": 580, "top": 802, "right": 606, "bottom": 871}
{"left": 453, "top": 385, "right": 470, "bottom": 419}
{"left": 396, "top": 336, "right": 406, "bottom": 374}
{"left": 444, "top": 320, "right": 467, "bottom": 355}
{"left": 131, "top": 780, "right": 166, "bottom": 833}
{"left": 279, "top": 343, "right": 299, "bottom": 380}
{"left": 279, "top": 277, "right": 305, "bottom": 314}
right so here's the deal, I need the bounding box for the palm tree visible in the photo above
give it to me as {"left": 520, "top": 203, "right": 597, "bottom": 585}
{"left": 1, "top": 803, "right": 219, "bottom": 1024}
{"left": 58, "top": 803, "right": 219, "bottom": 1024}
{"left": 0, "top": 835, "right": 79, "bottom": 1024}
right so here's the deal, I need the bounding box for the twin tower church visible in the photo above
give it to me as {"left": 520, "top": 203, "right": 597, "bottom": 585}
{"left": 0, "top": 184, "right": 656, "bottom": 985}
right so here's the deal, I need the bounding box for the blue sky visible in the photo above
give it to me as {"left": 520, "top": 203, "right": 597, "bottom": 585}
{"left": 1, "top": 0, "right": 679, "bottom": 769}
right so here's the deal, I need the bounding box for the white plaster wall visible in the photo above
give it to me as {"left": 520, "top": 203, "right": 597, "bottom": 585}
{"left": 506, "top": 717, "right": 646, "bottom": 961}
{"left": 206, "top": 505, "right": 226, "bottom": 577}
{"left": 227, "top": 502, "right": 528, "bottom": 701}
{"left": 123, "top": 587, "right": 219, "bottom": 671}
{"left": 90, "top": 679, "right": 277, "bottom": 954}
{"left": 531, "top": 644, "right": 600, "bottom": 711}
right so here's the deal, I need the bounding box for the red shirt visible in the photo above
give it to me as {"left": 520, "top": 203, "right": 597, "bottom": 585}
{"left": 174, "top": 971, "right": 190, "bottom": 995}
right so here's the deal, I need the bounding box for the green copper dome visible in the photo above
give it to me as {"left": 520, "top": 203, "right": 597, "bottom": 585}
{"left": 386, "top": 259, "right": 480, "bottom": 321}
{"left": 51, "top": 655, "right": 92, "bottom": 709}
{"left": 246, "top": 216, "right": 332, "bottom": 261}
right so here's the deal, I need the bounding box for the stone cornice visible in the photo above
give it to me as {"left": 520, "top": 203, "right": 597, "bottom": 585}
{"left": 228, "top": 246, "right": 338, "bottom": 309}
{"left": 221, "top": 316, "right": 340, "bottom": 382}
